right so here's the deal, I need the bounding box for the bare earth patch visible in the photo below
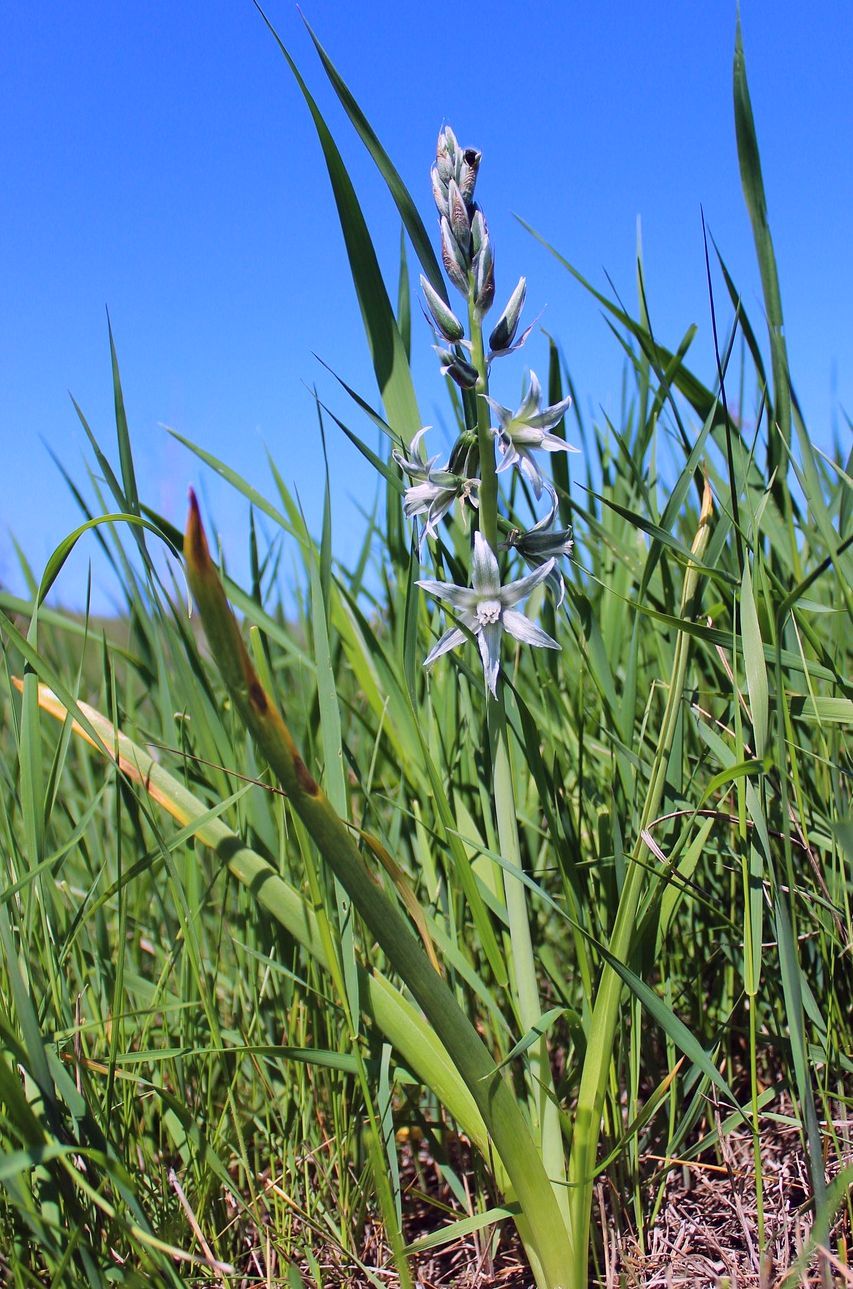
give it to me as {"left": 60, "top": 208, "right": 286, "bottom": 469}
{"left": 249, "top": 1100, "right": 851, "bottom": 1288}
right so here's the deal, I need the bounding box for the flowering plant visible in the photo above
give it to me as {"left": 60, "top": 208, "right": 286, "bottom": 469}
{"left": 410, "top": 126, "right": 578, "bottom": 698}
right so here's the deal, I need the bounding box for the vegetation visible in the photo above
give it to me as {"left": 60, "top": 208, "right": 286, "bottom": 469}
{"left": 0, "top": 14, "right": 850, "bottom": 1288}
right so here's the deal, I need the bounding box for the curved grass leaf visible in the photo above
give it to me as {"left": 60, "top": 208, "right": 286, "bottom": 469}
{"left": 301, "top": 15, "right": 447, "bottom": 303}
{"left": 256, "top": 6, "right": 421, "bottom": 439}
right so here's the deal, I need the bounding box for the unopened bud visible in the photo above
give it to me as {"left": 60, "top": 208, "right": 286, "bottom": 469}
{"left": 420, "top": 275, "right": 465, "bottom": 342}
{"left": 436, "top": 125, "right": 458, "bottom": 175}
{"left": 440, "top": 216, "right": 470, "bottom": 295}
{"left": 430, "top": 164, "right": 449, "bottom": 219}
{"left": 434, "top": 346, "right": 479, "bottom": 389}
{"left": 474, "top": 236, "right": 495, "bottom": 315}
{"left": 448, "top": 429, "right": 480, "bottom": 477}
{"left": 470, "top": 209, "right": 487, "bottom": 257}
{"left": 488, "top": 277, "right": 527, "bottom": 354}
{"left": 447, "top": 179, "right": 471, "bottom": 254}
{"left": 458, "top": 148, "right": 481, "bottom": 203}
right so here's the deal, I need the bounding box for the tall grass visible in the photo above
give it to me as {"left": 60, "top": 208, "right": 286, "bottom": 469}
{"left": 1, "top": 13, "right": 851, "bottom": 1288}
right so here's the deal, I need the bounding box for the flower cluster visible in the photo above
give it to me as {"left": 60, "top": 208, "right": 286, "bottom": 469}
{"left": 396, "top": 126, "right": 579, "bottom": 697}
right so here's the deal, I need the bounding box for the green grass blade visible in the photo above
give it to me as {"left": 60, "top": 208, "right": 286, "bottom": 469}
{"left": 258, "top": 8, "right": 422, "bottom": 438}
{"left": 733, "top": 18, "right": 791, "bottom": 472}
{"left": 301, "top": 15, "right": 447, "bottom": 302}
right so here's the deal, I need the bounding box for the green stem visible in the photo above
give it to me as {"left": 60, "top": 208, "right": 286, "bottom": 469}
{"left": 471, "top": 295, "right": 570, "bottom": 1227}
{"left": 749, "top": 998, "right": 766, "bottom": 1251}
{"left": 468, "top": 300, "right": 498, "bottom": 550}
{"left": 491, "top": 700, "right": 571, "bottom": 1228}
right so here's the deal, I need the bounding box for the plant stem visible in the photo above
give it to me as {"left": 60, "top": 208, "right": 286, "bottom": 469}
{"left": 471, "top": 296, "right": 571, "bottom": 1227}
{"left": 468, "top": 301, "right": 498, "bottom": 550}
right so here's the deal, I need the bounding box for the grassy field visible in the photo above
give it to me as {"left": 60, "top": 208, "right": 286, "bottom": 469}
{"left": 1, "top": 16, "right": 851, "bottom": 1289}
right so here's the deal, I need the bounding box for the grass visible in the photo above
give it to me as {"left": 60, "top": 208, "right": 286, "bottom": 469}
{"left": 0, "top": 12, "right": 851, "bottom": 1288}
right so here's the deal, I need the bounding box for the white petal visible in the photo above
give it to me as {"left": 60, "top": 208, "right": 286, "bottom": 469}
{"left": 517, "top": 451, "right": 548, "bottom": 499}
{"left": 539, "top": 431, "right": 580, "bottom": 453}
{"left": 404, "top": 482, "right": 439, "bottom": 516}
{"left": 476, "top": 620, "right": 502, "bottom": 696}
{"left": 506, "top": 424, "right": 545, "bottom": 447}
{"left": 410, "top": 426, "right": 432, "bottom": 455}
{"left": 495, "top": 444, "right": 518, "bottom": 474}
{"left": 528, "top": 489, "right": 559, "bottom": 533}
{"left": 416, "top": 577, "right": 479, "bottom": 612}
{"left": 471, "top": 531, "right": 500, "bottom": 595}
{"left": 424, "top": 491, "right": 456, "bottom": 533}
{"left": 517, "top": 371, "right": 541, "bottom": 421}
{"left": 528, "top": 396, "right": 573, "bottom": 431}
{"left": 547, "top": 569, "right": 566, "bottom": 608}
{"left": 481, "top": 394, "right": 511, "bottom": 427}
{"left": 423, "top": 626, "right": 467, "bottom": 668}
{"left": 502, "top": 609, "right": 559, "bottom": 650}
{"left": 500, "top": 557, "right": 555, "bottom": 607}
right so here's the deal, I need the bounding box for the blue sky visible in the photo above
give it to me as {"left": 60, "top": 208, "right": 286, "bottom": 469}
{"left": 1, "top": 2, "right": 850, "bottom": 611}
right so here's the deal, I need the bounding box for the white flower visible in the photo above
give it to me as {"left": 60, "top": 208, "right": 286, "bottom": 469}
{"left": 393, "top": 428, "right": 479, "bottom": 548}
{"left": 392, "top": 426, "right": 442, "bottom": 482}
{"left": 484, "top": 371, "right": 578, "bottom": 499}
{"left": 417, "top": 531, "right": 559, "bottom": 696}
{"left": 403, "top": 472, "right": 479, "bottom": 545}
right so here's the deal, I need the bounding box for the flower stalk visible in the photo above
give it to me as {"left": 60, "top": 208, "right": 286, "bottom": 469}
{"left": 419, "top": 128, "right": 577, "bottom": 1239}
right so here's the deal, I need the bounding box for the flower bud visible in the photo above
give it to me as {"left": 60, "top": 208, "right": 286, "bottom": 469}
{"left": 448, "top": 429, "right": 480, "bottom": 477}
{"left": 440, "top": 216, "right": 470, "bottom": 295}
{"left": 434, "top": 346, "right": 479, "bottom": 389}
{"left": 430, "top": 164, "right": 449, "bottom": 219}
{"left": 505, "top": 506, "right": 573, "bottom": 607}
{"left": 488, "top": 277, "right": 527, "bottom": 354}
{"left": 474, "top": 235, "right": 495, "bottom": 315}
{"left": 441, "top": 124, "right": 459, "bottom": 156}
{"left": 458, "top": 148, "right": 481, "bottom": 203}
{"left": 448, "top": 179, "right": 471, "bottom": 254}
{"left": 420, "top": 275, "right": 465, "bottom": 342}
{"left": 436, "top": 126, "right": 458, "bottom": 181}
{"left": 470, "top": 209, "right": 487, "bottom": 257}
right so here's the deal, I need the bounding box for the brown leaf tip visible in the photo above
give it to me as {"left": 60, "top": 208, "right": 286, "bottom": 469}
{"left": 293, "top": 755, "right": 319, "bottom": 797}
{"left": 185, "top": 487, "right": 211, "bottom": 568}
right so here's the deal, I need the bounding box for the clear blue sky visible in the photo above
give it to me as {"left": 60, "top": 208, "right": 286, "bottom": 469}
{"left": 1, "top": 2, "right": 850, "bottom": 611}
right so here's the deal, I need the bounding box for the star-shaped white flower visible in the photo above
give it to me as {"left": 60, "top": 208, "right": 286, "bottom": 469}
{"left": 393, "top": 428, "right": 479, "bottom": 548}
{"left": 484, "top": 371, "right": 578, "bottom": 499}
{"left": 417, "top": 531, "right": 559, "bottom": 696}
